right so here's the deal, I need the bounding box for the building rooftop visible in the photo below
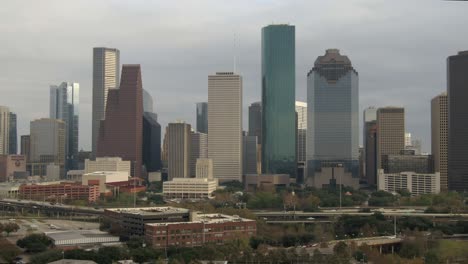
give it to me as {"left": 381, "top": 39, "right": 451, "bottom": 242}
{"left": 48, "top": 260, "right": 97, "bottom": 264}
{"left": 45, "top": 230, "right": 118, "bottom": 242}
{"left": 105, "top": 206, "right": 189, "bottom": 216}
{"left": 147, "top": 213, "right": 254, "bottom": 227}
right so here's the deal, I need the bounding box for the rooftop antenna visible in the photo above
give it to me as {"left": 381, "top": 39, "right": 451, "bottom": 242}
{"left": 233, "top": 32, "right": 237, "bottom": 73}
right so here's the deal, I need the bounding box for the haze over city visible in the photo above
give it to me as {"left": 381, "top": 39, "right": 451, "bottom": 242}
{"left": 2, "top": 0, "right": 467, "bottom": 152}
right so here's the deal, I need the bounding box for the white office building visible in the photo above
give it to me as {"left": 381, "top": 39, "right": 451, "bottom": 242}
{"left": 208, "top": 72, "right": 242, "bottom": 182}
{"left": 163, "top": 178, "right": 218, "bottom": 199}
{"left": 378, "top": 169, "right": 440, "bottom": 196}
{"left": 84, "top": 157, "right": 131, "bottom": 175}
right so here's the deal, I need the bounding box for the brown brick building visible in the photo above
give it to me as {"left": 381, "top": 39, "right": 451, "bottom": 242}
{"left": 145, "top": 213, "right": 257, "bottom": 248}
{"left": 97, "top": 65, "right": 143, "bottom": 177}
{"left": 18, "top": 183, "right": 100, "bottom": 202}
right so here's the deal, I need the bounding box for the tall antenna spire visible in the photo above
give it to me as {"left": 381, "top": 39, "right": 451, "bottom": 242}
{"left": 233, "top": 32, "right": 237, "bottom": 73}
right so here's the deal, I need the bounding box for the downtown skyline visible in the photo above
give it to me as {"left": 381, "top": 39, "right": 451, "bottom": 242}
{"left": 1, "top": 1, "right": 468, "bottom": 153}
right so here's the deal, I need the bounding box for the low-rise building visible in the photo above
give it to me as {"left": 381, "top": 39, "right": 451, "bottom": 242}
{"left": 378, "top": 169, "right": 440, "bottom": 195}
{"left": 18, "top": 182, "right": 100, "bottom": 202}
{"left": 85, "top": 157, "right": 131, "bottom": 174}
{"left": 145, "top": 213, "right": 256, "bottom": 249}
{"left": 66, "top": 170, "right": 85, "bottom": 182}
{"left": 163, "top": 178, "right": 218, "bottom": 199}
{"left": 106, "top": 177, "right": 146, "bottom": 194}
{"left": 104, "top": 207, "right": 190, "bottom": 237}
{"left": 243, "top": 174, "right": 290, "bottom": 191}
{"left": 0, "top": 155, "right": 27, "bottom": 182}
{"left": 82, "top": 171, "right": 129, "bottom": 194}
{"left": 45, "top": 230, "right": 119, "bottom": 247}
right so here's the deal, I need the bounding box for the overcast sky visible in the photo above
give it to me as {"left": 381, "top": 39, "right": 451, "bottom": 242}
{"left": 1, "top": 0, "right": 467, "bottom": 153}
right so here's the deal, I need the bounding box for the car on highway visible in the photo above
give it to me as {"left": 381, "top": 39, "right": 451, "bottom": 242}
{"left": 307, "top": 217, "right": 315, "bottom": 220}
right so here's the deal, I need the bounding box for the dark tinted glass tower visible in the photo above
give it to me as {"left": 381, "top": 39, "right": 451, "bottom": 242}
{"left": 307, "top": 49, "right": 359, "bottom": 186}
{"left": 448, "top": 51, "right": 468, "bottom": 191}
{"left": 261, "top": 24, "right": 296, "bottom": 177}
{"left": 364, "top": 107, "right": 377, "bottom": 186}
{"left": 8, "top": 112, "right": 17, "bottom": 154}
{"left": 97, "top": 64, "right": 143, "bottom": 177}
{"left": 196, "top": 102, "right": 208, "bottom": 134}
{"left": 248, "top": 102, "right": 262, "bottom": 142}
{"left": 143, "top": 112, "right": 161, "bottom": 173}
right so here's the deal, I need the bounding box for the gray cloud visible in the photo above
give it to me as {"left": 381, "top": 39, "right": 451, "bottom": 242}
{"left": 0, "top": 0, "right": 467, "bottom": 153}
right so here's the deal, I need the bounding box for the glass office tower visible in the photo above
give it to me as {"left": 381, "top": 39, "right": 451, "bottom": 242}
{"left": 307, "top": 49, "right": 359, "bottom": 183}
{"left": 196, "top": 102, "right": 208, "bottom": 134}
{"left": 50, "top": 82, "right": 79, "bottom": 171}
{"left": 261, "top": 24, "right": 296, "bottom": 177}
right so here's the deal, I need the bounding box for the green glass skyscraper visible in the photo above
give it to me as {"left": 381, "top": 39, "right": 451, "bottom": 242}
{"left": 261, "top": 24, "right": 296, "bottom": 177}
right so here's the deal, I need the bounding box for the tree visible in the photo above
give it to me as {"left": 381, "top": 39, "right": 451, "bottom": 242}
{"left": 17, "top": 234, "right": 52, "bottom": 253}
{"left": 283, "top": 192, "right": 299, "bottom": 211}
{"left": 333, "top": 241, "right": 350, "bottom": 259}
{"left": 301, "top": 194, "right": 320, "bottom": 212}
{"left": 3, "top": 222, "right": 20, "bottom": 236}
{"left": 0, "top": 239, "right": 21, "bottom": 263}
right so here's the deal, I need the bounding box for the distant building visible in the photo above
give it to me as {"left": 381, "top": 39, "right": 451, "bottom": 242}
{"left": 196, "top": 158, "right": 213, "bottom": 179}
{"left": 248, "top": 102, "right": 262, "bottom": 143}
{"left": 145, "top": 213, "right": 256, "bottom": 249}
{"left": 376, "top": 107, "right": 405, "bottom": 171}
{"left": 0, "top": 155, "right": 26, "bottom": 182}
{"left": 261, "top": 25, "right": 296, "bottom": 178}
{"left": 66, "top": 170, "right": 84, "bottom": 182}
{"left": 378, "top": 170, "right": 440, "bottom": 195}
{"left": 29, "top": 118, "right": 66, "bottom": 177}
{"left": 447, "top": 51, "right": 468, "bottom": 192}
{"left": 97, "top": 65, "right": 143, "bottom": 177}
{"left": 46, "top": 164, "right": 61, "bottom": 181}
{"left": 243, "top": 135, "right": 257, "bottom": 175}
{"left": 307, "top": 165, "right": 359, "bottom": 189}
{"left": 143, "top": 89, "right": 154, "bottom": 113}
{"left": 162, "top": 178, "right": 218, "bottom": 199}
{"left": 0, "top": 106, "right": 9, "bottom": 155}
{"left": 363, "top": 107, "right": 377, "bottom": 186}
{"left": 382, "top": 152, "right": 434, "bottom": 174}
{"left": 104, "top": 207, "right": 190, "bottom": 237}
{"left": 208, "top": 72, "right": 243, "bottom": 182}
{"left": 196, "top": 102, "right": 208, "bottom": 134}
{"left": 142, "top": 112, "right": 161, "bottom": 173}
{"left": 405, "top": 133, "right": 412, "bottom": 148}
{"left": 307, "top": 49, "right": 359, "bottom": 187}
{"left": 243, "top": 174, "right": 290, "bottom": 191}
{"left": 77, "top": 150, "right": 92, "bottom": 170}
{"left": 92, "top": 47, "right": 120, "bottom": 157}
{"left": 82, "top": 171, "right": 129, "bottom": 194}
{"left": 431, "top": 92, "right": 448, "bottom": 191}
{"left": 45, "top": 230, "right": 119, "bottom": 247}
{"left": 85, "top": 157, "right": 131, "bottom": 175}
{"left": 19, "top": 182, "right": 99, "bottom": 202}
{"left": 296, "top": 101, "right": 307, "bottom": 163}
{"left": 167, "top": 122, "right": 191, "bottom": 180}
{"left": 20, "top": 135, "right": 30, "bottom": 162}
{"left": 50, "top": 82, "right": 79, "bottom": 170}
{"left": 190, "top": 132, "right": 208, "bottom": 177}
{"left": 9, "top": 112, "right": 17, "bottom": 155}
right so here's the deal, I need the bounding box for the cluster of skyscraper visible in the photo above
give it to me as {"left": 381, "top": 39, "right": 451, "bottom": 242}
{"left": 1, "top": 25, "right": 467, "bottom": 194}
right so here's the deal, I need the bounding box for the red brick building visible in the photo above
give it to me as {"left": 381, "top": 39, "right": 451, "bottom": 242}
{"left": 19, "top": 183, "right": 100, "bottom": 202}
{"left": 145, "top": 213, "right": 257, "bottom": 248}
{"left": 97, "top": 65, "right": 143, "bottom": 177}
{"left": 106, "top": 177, "right": 147, "bottom": 193}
